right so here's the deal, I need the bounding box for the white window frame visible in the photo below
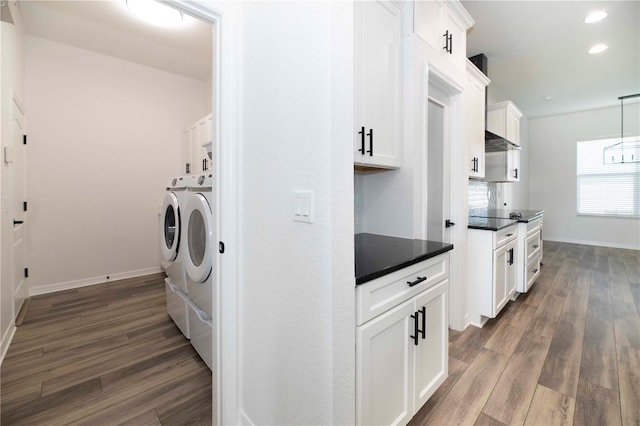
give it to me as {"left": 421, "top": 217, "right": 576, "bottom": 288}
{"left": 576, "top": 137, "right": 640, "bottom": 218}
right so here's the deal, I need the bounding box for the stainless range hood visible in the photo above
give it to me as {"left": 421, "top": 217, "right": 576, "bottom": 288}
{"left": 485, "top": 130, "right": 521, "bottom": 153}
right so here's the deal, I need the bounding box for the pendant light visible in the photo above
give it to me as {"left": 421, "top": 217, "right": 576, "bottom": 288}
{"left": 603, "top": 93, "right": 640, "bottom": 164}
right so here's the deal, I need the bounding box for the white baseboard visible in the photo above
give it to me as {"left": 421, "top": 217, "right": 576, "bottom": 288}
{"left": 0, "top": 322, "right": 17, "bottom": 366}
{"left": 28, "top": 266, "right": 164, "bottom": 297}
{"left": 544, "top": 236, "right": 640, "bottom": 251}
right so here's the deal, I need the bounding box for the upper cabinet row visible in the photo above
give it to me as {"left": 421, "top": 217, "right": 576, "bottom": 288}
{"left": 182, "top": 113, "right": 213, "bottom": 175}
{"left": 354, "top": 0, "right": 473, "bottom": 170}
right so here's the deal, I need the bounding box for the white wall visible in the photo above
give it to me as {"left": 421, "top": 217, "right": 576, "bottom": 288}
{"left": 1, "top": 0, "right": 25, "bottom": 361}
{"left": 238, "top": 1, "right": 354, "bottom": 424}
{"left": 529, "top": 104, "right": 640, "bottom": 249}
{"left": 25, "top": 35, "right": 206, "bottom": 292}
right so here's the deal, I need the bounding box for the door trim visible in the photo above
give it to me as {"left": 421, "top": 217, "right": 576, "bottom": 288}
{"left": 165, "top": 2, "right": 240, "bottom": 425}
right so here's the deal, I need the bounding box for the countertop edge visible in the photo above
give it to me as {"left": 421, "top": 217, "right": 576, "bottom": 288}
{"left": 355, "top": 244, "right": 454, "bottom": 285}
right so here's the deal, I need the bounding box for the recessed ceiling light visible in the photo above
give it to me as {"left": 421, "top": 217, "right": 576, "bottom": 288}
{"left": 545, "top": 96, "right": 553, "bottom": 101}
{"left": 589, "top": 44, "right": 608, "bottom": 54}
{"left": 585, "top": 10, "right": 607, "bottom": 23}
{"left": 126, "top": 0, "right": 184, "bottom": 28}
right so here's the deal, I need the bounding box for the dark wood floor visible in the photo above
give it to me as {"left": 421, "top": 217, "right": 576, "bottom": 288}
{"left": 410, "top": 241, "right": 640, "bottom": 426}
{"left": 0, "top": 273, "right": 212, "bottom": 425}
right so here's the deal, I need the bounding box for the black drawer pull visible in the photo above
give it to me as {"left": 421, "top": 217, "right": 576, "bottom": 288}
{"left": 532, "top": 268, "right": 538, "bottom": 274}
{"left": 13, "top": 220, "right": 24, "bottom": 225}
{"left": 505, "top": 233, "right": 514, "bottom": 237}
{"left": 407, "top": 276, "right": 427, "bottom": 287}
{"left": 410, "top": 312, "right": 419, "bottom": 346}
{"left": 358, "top": 126, "right": 365, "bottom": 154}
{"left": 532, "top": 244, "right": 539, "bottom": 249}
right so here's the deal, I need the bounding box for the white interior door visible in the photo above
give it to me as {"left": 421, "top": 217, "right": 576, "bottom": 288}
{"left": 10, "top": 96, "right": 27, "bottom": 317}
{"left": 426, "top": 95, "right": 451, "bottom": 244}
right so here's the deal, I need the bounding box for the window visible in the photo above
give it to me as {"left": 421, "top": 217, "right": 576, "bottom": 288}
{"left": 577, "top": 137, "right": 640, "bottom": 218}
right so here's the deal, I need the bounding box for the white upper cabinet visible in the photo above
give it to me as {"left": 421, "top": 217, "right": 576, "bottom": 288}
{"left": 466, "top": 60, "right": 490, "bottom": 179}
{"left": 354, "top": 0, "right": 402, "bottom": 169}
{"left": 413, "top": 0, "right": 473, "bottom": 71}
{"left": 486, "top": 101, "right": 523, "bottom": 145}
{"left": 181, "top": 113, "right": 214, "bottom": 175}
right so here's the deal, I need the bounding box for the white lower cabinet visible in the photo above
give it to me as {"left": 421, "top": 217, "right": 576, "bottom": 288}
{"left": 468, "top": 225, "right": 518, "bottom": 321}
{"left": 356, "top": 255, "right": 449, "bottom": 425}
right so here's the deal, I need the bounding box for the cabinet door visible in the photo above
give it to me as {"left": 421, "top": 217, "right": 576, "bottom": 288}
{"left": 196, "top": 115, "right": 213, "bottom": 173}
{"left": 466, "top": 74, "right": 486, "bottom": 178}
{"left": 492, "top": 244, "right": 509, "bottom": 317}
{"left": 355, "top": 0, "right": 401, "bottom": 168}
{"left": 356, "top": 298, "right": 415, "bottom": 426}
{"left": 181, "top": 129, "right": 192, "bottom": 175}
{"left": 414, "top": 280, "right": 448, "bottom": 409}
{"left": 506, "top": 109, "right": 520, "bottom": 145}
{"left": 507, "top": 150, "right": 520, "bottom": 182}
{"left": 443, "top": 7, "right": 467, "bottom": 70}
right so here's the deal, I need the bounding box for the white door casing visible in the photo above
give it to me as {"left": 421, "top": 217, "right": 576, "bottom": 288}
{"left": 165, "top": 1, "right": 239, "bottom": 425}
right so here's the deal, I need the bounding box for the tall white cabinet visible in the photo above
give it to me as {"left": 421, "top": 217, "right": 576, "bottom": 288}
{"left": 466, "top": 60, "right": 490, "bottom": 179}
{"left": 354, "top": 0, "right": 402, "bottom": 169}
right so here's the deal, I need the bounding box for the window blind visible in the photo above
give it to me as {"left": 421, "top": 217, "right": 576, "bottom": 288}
{"left": 576, "top": 138, "right": 640, "bottom": 218}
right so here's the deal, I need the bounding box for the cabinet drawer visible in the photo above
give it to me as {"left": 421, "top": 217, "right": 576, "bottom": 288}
{"left": 356, "top": 254, "right": 449, "bottom": 326}
{"left": 526, "top": 217, "right": 543, "bottom": 236}
{"left": 525, "top": 231, "right": 542, "bottom": 263}
{"left": 525, "top": 255, "right": 542, "bottom": 292}
{"left": 494, "top": 225, "right": 517, "bottom": 248}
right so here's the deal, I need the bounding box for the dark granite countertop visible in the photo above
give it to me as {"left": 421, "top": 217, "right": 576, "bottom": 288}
{"left": 355, "top": 233, "right": 454, "bottom": 285}
{"left": 469, "top": 208, "right": 544, "bottom": 223}
{"left": 468, "top": 217, "right": 518, "bottom": 231}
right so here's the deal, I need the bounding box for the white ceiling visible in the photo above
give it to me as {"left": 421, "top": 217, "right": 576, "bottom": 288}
{"left": 18, "top": 0, "right": 213, "bottom": 81}
{"left": 462, "top": 0, "right": 640, "bottom": 118}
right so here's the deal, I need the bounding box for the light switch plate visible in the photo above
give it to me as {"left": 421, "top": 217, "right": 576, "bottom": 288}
{"left": 293, "top": 191, "right": 313, "bottom": 223}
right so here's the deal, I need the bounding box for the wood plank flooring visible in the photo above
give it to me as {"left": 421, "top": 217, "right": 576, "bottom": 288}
{"left": 410, "top": 241, "right": 640, "bottom": 426}
{"left": 0, "top": 273, "right": 212, "bottom": 425}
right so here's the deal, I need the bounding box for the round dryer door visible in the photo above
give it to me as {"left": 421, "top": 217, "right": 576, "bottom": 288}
{"left": 160, "top": 192, "right": 180, "bottom": 262}
{"left": 184, "top": 193, "right": 213, "bottom": 282}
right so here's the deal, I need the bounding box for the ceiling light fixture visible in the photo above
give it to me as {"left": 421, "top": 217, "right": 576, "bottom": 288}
{"left": 588, "top": 43, "right": 608, "bottom": 54}
{"left": 584, "top": 10, "right": 607, "bottom": 23}
{"left": 126, "top": 0, "right": 184, "bottom": 28}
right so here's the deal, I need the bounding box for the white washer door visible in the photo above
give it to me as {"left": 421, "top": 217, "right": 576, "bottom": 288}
{"left": 160, "top": 192, "right": 180, "bottom": 262}
{"left": 184, "top": 193, "right": 213, "bottom": 282}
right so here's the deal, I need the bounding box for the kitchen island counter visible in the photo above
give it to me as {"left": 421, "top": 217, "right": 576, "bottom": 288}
{"left": 355, "top": 233, "right": 453, "bottom": 285}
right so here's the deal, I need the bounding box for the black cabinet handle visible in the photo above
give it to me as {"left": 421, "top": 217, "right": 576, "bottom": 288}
{"left": 13, "top": 219, "right": 24, "bottom": 225}
{"left": 186, "top": 163, "right": 191, "bottom": 174}
{"left": 445, "top": 219, "right": 455, "bottom": 228}
{"left": 420, "top": 306, "right": 426, "bottom": 339}
{"left": 509, "top": 248, "right": 514, "bottom": 265}
{"left": 505, "top": 233, "right": 514, "bottom": 237}
{"left": 358, "top": 126, "right": 365, "bottom": 154}
{"left": 532, "top": 268, "right": 538, "bottom": 274}
{"left": 443, "top": 30, "right": 449, "bottom": 52}
{"left": 471, "top": 157, "right": 477, "bottom": 172}
{"left": 448, "top": 33, "right": 453, "bottom": 54}
{"left": 533, "top": 244, "right": 539, "bottom": 249}
{"left": 366, "top": 128, "right": 373, "bottom": 156}
{"left": 410, "top": 312, "right": 419, "bottom": 346}
{"left": 407, "top": 276, "right": 427, "bottom": 287}
{"left": 514, "top": 168, "right": 519, "bottom": 179}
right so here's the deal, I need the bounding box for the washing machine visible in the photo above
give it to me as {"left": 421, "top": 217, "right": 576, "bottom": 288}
{"left": 183, "top": 173, "right": 214, "bottom": 369}
{"left": 160, "top": 175, "right": 190, "bottom": 338}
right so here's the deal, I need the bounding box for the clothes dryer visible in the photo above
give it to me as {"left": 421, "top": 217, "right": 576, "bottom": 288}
{"left": 183, "top": 173, "right": 214, "bottom": 369}
{"left": 161, "top": 175, "right": 190, "bottom": 338}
